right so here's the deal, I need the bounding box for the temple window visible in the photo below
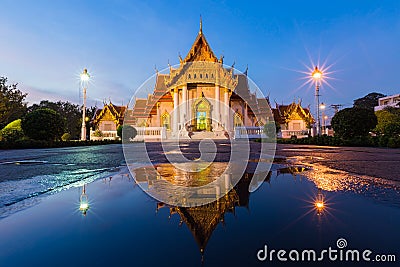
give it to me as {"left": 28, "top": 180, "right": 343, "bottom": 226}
{"left": 194, "top": 74, "right": 197, "bottom": 78}
{"left": 205, "top": 73, "right": 208, "bottom": 78}
{"left": 200, "top": 74, "right": 203, "bottom": 78}
{"left": 188, "top": 74, "right": 191, "bottom": 79}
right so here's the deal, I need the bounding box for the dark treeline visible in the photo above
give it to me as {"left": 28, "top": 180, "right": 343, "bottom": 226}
{"left": 0, "top": 76, "right": 97, "bottom": 142}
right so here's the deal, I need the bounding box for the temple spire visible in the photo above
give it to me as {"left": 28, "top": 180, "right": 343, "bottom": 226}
{"left": 199, "top": 15, "right": 203, "bottom": 34}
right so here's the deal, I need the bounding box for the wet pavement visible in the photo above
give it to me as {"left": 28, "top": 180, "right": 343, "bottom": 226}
{"left": 275, "top": 144, "right": 400, "bottom": 181}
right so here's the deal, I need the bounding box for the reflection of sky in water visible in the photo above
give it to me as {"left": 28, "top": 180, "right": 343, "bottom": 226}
{"left": 0, "top": 164, "right": 399, "bottom": 267}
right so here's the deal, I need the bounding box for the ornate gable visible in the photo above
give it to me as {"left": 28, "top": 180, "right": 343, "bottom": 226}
{"left": 183, "top": 22, "right": 218, "bottom": 63}
{"left": 92, "top": 103, "right": 126, "bottom": 126}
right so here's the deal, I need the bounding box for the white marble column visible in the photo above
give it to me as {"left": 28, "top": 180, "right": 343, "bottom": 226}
{"left": 156, "top": 103, "right": 160, "bottom": 127}
{"left": 215, "top": 85, "right": 220, "bottom": 127}
{"left": 224, "top": 88, "right": 229, "bottom": 131}
{"left": 224, "top": 173, "right": 231, "bottom": 193}
{"left": 182, "top": 84, "right": 187, "bottom": 128}
{"left": 173, "top": 88, "right": 179, "bottom": 134}
{"left": 244, "top": 103, "right": 248, "bottom": 126}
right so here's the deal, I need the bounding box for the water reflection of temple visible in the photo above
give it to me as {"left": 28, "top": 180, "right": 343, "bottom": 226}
{"left": 155, "top": 173, "right": 271, "bottom": 258}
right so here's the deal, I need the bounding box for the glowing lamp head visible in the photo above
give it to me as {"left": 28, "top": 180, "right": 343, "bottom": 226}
{"left": 312, "top": 66, "right": 322, "bottom": 80}
{"left": 315, "top": 201, "right": 324, "bottom": 209}
{"left": 80, "top": 68, "right": 90, "bottom": 82}
{"left": 320, "top": 102, "right": 326, "bottom": 110}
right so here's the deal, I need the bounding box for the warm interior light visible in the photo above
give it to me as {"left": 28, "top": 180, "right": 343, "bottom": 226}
{"left": 80, "top": 68, "right": 90, "bottom": 82}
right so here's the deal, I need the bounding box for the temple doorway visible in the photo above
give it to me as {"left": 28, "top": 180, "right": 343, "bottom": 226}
{"left": 193, "top": 97, "right": 212, "bottom": 131}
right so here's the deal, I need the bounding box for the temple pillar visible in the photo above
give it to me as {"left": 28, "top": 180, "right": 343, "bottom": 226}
{"left": 224, "top": 88, "right": 230, "bottom": 131}
{"left": 224, "top": 173, "right": 231, "bottom": 193}
{"left": 244, "top": 103, "right": 248, "bottom": 126}
{"left": 156, "top": 102, "right": 160, "bottom": 127}
{"left": 173, "top": 88, "right": 179, "bottom": 134}
{"left": 182, "top": 84, "right": 187, "bottom": 128}
{"left": 215, "top": 85, "right": 220, "bottom": 127}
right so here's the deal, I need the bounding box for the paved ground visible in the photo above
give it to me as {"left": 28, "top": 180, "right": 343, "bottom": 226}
{"left": 275, "top": 144, "right": 400, "bottom": 182}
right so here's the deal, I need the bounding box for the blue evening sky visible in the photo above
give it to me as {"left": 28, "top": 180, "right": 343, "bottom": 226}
{"left": 0, "top": 0, "right": 399, "bottom": 118}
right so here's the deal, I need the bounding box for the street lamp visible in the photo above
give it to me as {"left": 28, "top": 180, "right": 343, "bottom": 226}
{"left": 312, "top": 66, "right": 323, "bottom": 136}
{"left": 323, "top": 115, "right": 328, "bottom": 134}
{"left": 320, "top": 102, "right": 326, "bottom": 134}
{"left": 80, "top": 68, "right": 90, "bottom": 140}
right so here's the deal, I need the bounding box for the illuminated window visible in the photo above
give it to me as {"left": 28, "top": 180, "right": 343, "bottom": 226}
{"left": 161, "top": 112, "right": 170, "bottom": 130}
{"left": 234, "top": 112, "right": 243, "bottom": 127}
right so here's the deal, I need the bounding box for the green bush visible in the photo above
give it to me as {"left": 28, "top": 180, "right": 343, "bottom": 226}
{"left": 387, "top": 137, "right": 400, "bottom": 148}
{"left": 61, "top": 133, "right": 71, "bottom": 141}
{"left": 0, "top": 119, "right": 24, "bottom": 142}
{"left": 93, "top": 129, "right": 103, "bottom": 137}
{"left": 0, "top": 139, "right": 122, "bottom": 149}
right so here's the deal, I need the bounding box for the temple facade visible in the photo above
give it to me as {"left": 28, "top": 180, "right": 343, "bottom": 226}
{"left": 126, "top": 21, "right": 271, "bottom": 139}
{"left": 91, "top": 22, "right": 314, "bottom": 140}
{"left": 272, "top": 101, "right": 314, "bottom": 138}
{"left": 90, "top": 102, "right": 126, "bottom": 140}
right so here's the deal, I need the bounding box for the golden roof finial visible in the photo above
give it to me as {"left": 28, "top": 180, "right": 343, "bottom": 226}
{"left": 199, "top": 15, "right": 202, "bottom": 34}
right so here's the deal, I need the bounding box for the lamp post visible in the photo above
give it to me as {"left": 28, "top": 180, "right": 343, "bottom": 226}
{"left": 320, "top": 102, "right": 326, "bottom": 134}
{"left": 323, "top": 115, "right": 328, "bottom": 134}
{"left": 312, "top": 66, "right": 323, "bottom": 136}
{"left": 80, "top": 69, "right": 90, "bottom": 140}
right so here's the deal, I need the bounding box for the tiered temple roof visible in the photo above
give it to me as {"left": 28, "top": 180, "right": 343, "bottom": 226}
{"left": 92, "top": 102, "right": 127, "bottom": 126}
{"left": 272, "top": 101, "right": 314, "bottom": 125}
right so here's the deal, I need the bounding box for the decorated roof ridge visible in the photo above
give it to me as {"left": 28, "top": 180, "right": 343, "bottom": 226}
{"left": 92, "top": 102, "right": 126, "bottom": 125}
{"left": 272, "top": 101, "right": 315, "bottom": 124}
{"left": 183, "top": 20, "right": 218, "bottom": 63}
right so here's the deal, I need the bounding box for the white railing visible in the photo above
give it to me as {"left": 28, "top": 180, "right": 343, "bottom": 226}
{"left": 90, "top": 130, "right": 118, "bottom": 140}
{"left": 281, "top": 130, "right": 309, "bottom": 139}
{"left": 133, "top": 127, "right": 166, "bottom": 141}
{"left": 234, "top": 126, "right": 267, "bottom": 139}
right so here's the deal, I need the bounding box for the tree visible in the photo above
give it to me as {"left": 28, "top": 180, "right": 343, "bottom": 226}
{"left": 22, "top": 108, "right": 65, "bottom": 141}
{"left": 121, "top": 125, "right": 137, "bottom": 141}
{"left": 374, "top": 107, "right": 400, "bottom": 136}
{"left": 353, "top": 92, "right": 386, "bottom": 110}
{"left": 0, "top": 77, "right": 27, "bottom": 129}
{"left": 28, "top": 100, "right": 82, "bottom": 139}
{"left": 331, "top": 107, "right": 377, "bottom": 139}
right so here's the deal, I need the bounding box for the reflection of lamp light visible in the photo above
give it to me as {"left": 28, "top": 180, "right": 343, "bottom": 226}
{"left": 79, "top": 184, "right": 89, "bottom": 216}
{"left": 315, "top": 188, "right": 325, "bottom": 215}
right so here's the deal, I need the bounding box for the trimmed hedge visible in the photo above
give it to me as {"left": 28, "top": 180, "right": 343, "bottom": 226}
{"left": 257, "top": 135, "right": 400, "bottom": 148}
{"left": 0, "top": 139, "right": 122, "bottom": 150}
